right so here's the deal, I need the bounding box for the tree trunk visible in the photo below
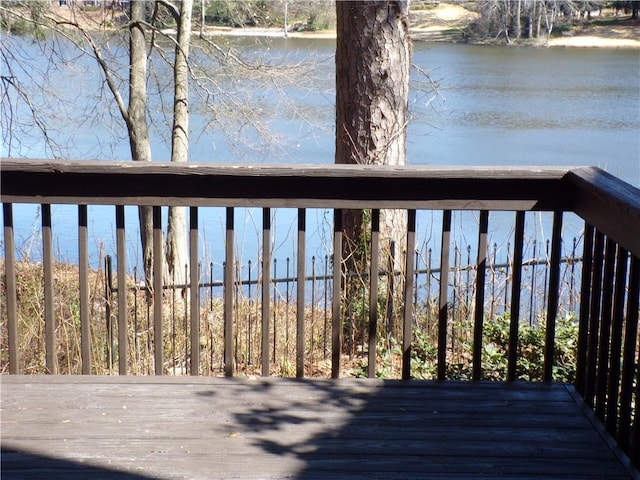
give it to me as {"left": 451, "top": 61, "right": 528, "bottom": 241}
{"left": 335, "top": 0, "right": 411, "bottom": 346}
{"left": 166, "top": 0, "right": 193, "bottom": 286}
{"left": 515, "top": 0, "right": 522, "bottom": 40}
{"left": 336, "top": 1, "right": 410, "bottom": 169}
{"left": 129, "top": 1, "right": 154, "bottom": 287}
{"left": 284, "top": 1, "right": 288, "bottom": 37}
{"left": 200, "top": 0, "right": 205, "bottom": 37}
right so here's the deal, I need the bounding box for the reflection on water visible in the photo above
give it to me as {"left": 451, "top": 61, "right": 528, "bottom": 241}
{"left": 408, "top": 44, "right": 639, "bottom": 186}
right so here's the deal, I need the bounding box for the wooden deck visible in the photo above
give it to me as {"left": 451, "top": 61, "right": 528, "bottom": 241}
{"left": 1, "top": 376, "right": 637, "bottom": 480}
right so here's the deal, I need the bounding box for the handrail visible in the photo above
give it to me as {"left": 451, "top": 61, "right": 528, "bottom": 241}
{"left": 1, "top": 159, "right": 570, "bottom": 210}
{"left": 3, "top": 161, "right": 638, "bottom": 256}
{"left": 566, "top": 167, "right": 640, "bottom": 255}
{"left": 3, "top": 160, "right": 638, "bottom": 254}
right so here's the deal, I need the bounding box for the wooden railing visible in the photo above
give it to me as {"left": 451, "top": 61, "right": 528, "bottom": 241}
{"left": 2, "top": 159, "right": 640, "bottom": 463}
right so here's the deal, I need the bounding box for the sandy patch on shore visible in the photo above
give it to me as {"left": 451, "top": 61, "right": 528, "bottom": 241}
{"left": 548, "top": 35, "right": 640, "bottom": 48}
{"left": 202, "top": 25, "right": 335, "bottom": 40}
{"left": 410, "top": 3, "right": 479, "bottom": 42}
{"left": 547, "top": 20, "right": 640, "bottom": 48}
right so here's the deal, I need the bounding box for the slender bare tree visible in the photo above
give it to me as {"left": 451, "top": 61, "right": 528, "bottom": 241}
{"left": 165, "top": 0, "right": 193, "bottom": 286}
{"left": 129, "top": 0, "right": 154, "bottom": 285}
{"left": 1, "top": 0, "right": 322, "bottom": 286}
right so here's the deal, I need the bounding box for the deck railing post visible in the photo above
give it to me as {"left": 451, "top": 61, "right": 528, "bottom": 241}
{"left": 595, "top": 238, "right": 616, "bottom": 416}
{"left": 332, "top": 209, "right": 343, "bottom": 379}
{"left": 632, "top": 353, "right": 640, "bottom": 468}
{"left": 472, "top": 210, "right": 489, "bottom": 381}
{"left": 368, "top": 209, "right": 380, "bottom": 378}
{"left": 42, "top": 204, "right": 57, "bottom": 374}
{"left": 402, "top": 209, "right": 416, "bottom": 380}
{"left": 605, "top": 246, "right": 628, "bottom": 435}
{"left": 190, "top": 207, "right": 200, "bottom": 375}
{"left": 585, "top": 231, "right": 605, "bottom": 405}
{"left": 296, "top": 208, "right": 306, "bottom": 379}
{"left": 79, "top": 205, "right": 91, "bottom": 375}
{"left": 543, "top": 211, "right": 563, "bottom": 383}
{"left": 116, "top": 205, "right": 128, "bottom": 375}
{"left": 619, "top": 255, "right": 640, "bottom": 452}
{"left": 153, "top": 206, "right": 163, "bottom": 376}
{"left": 507, "top": 211, "right": 525, "bottom": 382}
{"left": 262, "top": 208, "right": 271, "bottom": 377}
{"left": 224, "top": 207, "right": 235, "bottom": 377}
{"left": 437, "top": 210, "right": 452, "bottom": 380}
{"left": 3, "top": 203, "right": 19, "bottom": 374}
{"left": 575, "top": 223, "right": 595, "bottom": 396}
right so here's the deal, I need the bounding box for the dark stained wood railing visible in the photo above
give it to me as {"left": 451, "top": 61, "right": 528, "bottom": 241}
{"left": 2, "top": 159, "right": 640, "bottom": 465}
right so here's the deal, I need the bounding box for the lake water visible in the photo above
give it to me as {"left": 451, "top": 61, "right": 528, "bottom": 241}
{"left": 3, "top": 36, "right": 639, "bottom": 272}
{"left": 188, "top": 39, "right": 640, "bottom": 184}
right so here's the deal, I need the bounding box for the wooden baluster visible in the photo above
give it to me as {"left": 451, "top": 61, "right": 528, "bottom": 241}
{"left": 296, "top": 208, "right": 306, "bottom": 379}
{"left": 595, "top": 238, "right": 616, "bottom": 418}
{"left": 79, "top": 205, "right": 91, "bottom": 374}
{"left": 605, "top": 245, "right": 628, "bottom": 435}
{"left": 619, "top": 255, "right": 640, "bottom": 452}
{"left": 472, "top": 210, "right": 489, "bottom": 381}
{"left": 584, "top": 231, "right": 605, "bottom": 407}
{"left": 153, "top": 206, "right": 163, "bottom": 375}
{"left": 543, "top": 211, "right": 563, "bottom": 382}
{"left": 575, "top": 223, "right": 595, "bottom": 396}
{"left": 224, "top": 207, "right": 234, "bottom": 377}
{"left": 632, "top": 350, "right": 640, "bottom": 468}
{"left": 189, "top": 207, "right": 200, "bottom": 376}
{"left": 437, "top": 210, "right": 452, "bottom": 381}
{"left": 116, "top": 205, "right": 127, "bottom": 375}
{"left": 3, "top": 204, "right": 19, "bottom": 374}
{"left": 42, "top": 204, "right": 57, "bottom": 374}
{"left": 402, "top": 209, "right": 416, "bottom": 381}
{"left": 368, "top": 209, "right": 380, "bottom": 378}
{"left": 262, "top": 208, "right": 271, "bottom": 377}
{"left": 332, "top": 209, "right": 343, "bottom": 379}
{"left": 507, "top": 211, "right": 525, "bottom": 382}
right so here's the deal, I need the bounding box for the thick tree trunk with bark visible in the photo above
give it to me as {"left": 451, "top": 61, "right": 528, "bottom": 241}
{"left": 336, "top": 1, "right": 410, "bottom": 168}
{"left": 335, "top": 1, "right": 411, "bottom": 347}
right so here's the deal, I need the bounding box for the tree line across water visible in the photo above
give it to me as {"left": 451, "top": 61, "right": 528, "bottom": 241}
{"left": 158, "top": 0, "right": 640, "bottom": 41}
{"left": 2, "top": 1, "right": 637, "bottom": 42}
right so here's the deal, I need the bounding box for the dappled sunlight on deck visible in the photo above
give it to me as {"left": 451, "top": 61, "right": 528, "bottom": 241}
{"left": 1, "top": 376, "right": 636, "bottom": 479}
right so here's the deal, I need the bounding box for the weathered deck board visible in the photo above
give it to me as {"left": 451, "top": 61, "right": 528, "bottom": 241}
{"left": 1, "top": 376, "right": 636, "bottom": 480}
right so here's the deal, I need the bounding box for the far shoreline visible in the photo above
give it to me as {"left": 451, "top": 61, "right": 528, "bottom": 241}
{"left": 201, "top": 25, "right": 640, "bottom": 49}
{"left": 45, "top": 2, "right": 640, "bottom": 50}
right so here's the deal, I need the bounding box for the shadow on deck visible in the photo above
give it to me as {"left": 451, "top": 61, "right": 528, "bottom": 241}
{"left": 1, "top": 376, "right": 636, "bottom": 480}
{"left": 1, "top": 447, "right": 154, "bottom": 480}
